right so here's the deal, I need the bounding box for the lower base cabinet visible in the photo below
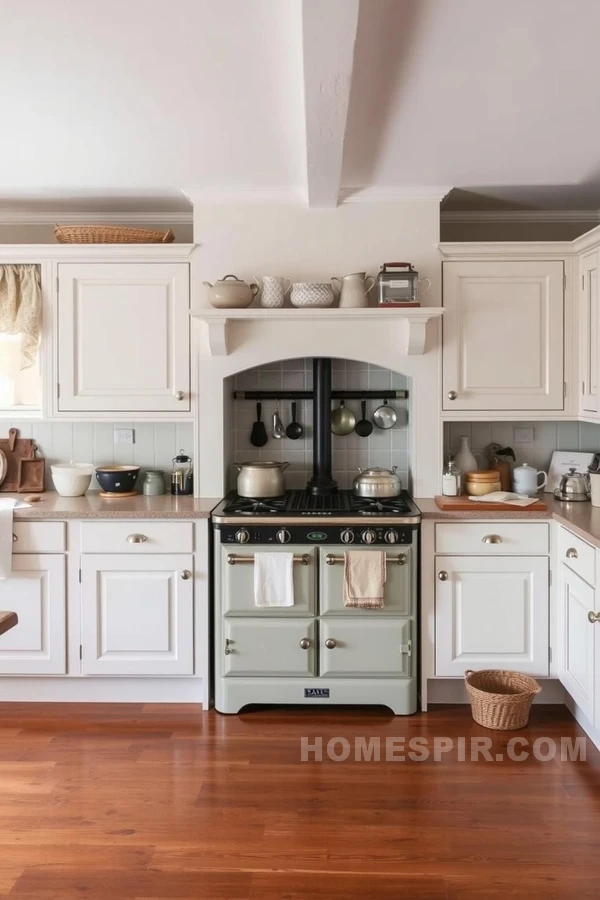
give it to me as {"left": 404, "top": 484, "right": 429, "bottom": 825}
{"left": 223, "top": 618, "right": 316, "bottom": 677}
{"left": 81, "top": 554, "right": 194, "bottom": 675}
{"left": 559, "top": 563, "right": 596, "bottom": 723}
{"left": 435, "top": 555, "right": 549, "bottom": 676}
{"left": 0, "top": 554, "right": 66, "bottom": 674}
{"left": 320, "top": 620, "right": 412, "bottom": 677}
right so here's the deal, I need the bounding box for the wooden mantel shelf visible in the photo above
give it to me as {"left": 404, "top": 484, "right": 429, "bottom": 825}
{"left": 191, "top": 307, "right": 443, "bottom": 356}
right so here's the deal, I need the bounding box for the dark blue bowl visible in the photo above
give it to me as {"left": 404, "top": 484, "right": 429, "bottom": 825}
{"left": 96, "top": 466, "right": 140, "bottom": 493}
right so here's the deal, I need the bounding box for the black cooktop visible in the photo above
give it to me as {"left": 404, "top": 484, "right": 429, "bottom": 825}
{"left": 214, "top": 489, "right": 420, "bottom": 520}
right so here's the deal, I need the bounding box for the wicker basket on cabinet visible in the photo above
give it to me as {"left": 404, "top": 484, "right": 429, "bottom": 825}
{"left": 465, "top": 669, "right": 541, "bottom": 730}
{"left": 54, "top": 225, "right": 175, "bottom": 244}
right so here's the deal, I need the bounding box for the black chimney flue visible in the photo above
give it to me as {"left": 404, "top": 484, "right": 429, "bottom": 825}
{"left": 307, "top": 358, "right": 338, "bottom": 495}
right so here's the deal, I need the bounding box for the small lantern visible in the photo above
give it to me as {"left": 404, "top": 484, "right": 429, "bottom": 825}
{"left": 376, "top": 262, "right": 425, "bottom": 307}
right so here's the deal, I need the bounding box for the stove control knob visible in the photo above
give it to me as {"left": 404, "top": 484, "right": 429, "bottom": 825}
{"left": 362, "top": 529, "right": 377, "bottom": 545}
{"left": 385, "top": 529, "right": 398, "bottom": 544}
{"left": 276, "top": 528, "right": 291, "bottom": 544}
{"left": 340, "top": 528, "right": 355, "bottom": 544}
{"left": 235, "top": 529, "right": 250, "bottom": 544}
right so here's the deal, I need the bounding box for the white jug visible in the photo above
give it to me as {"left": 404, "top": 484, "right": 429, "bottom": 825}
{"left": 512, "top": 463, "right": 547, "bottom": 496}
{"left": 331, "top": 272, "right": 376, "bottom": 309}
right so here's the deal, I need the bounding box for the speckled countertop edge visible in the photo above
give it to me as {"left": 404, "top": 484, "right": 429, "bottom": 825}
{"left": 8, "top": 493, "right": 220, "bottom": 520}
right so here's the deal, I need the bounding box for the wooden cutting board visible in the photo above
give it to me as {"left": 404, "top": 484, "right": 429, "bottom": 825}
{"left": 435, "top": 495, "right": 548, "bottom": 512}
{"left": 0, "top": 428, "right": 38, "bottom": 492}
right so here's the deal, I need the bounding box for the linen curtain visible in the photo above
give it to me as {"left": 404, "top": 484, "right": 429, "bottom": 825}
{"left": 0, "top": 264, "right": 41, "bottom": 368}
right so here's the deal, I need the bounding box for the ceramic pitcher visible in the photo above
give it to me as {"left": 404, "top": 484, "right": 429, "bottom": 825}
{"left": 331, "top": 272, "right": 376, "bottom": 308}
{"left": 254, "top": 275, "right": 292, "bottom": 309}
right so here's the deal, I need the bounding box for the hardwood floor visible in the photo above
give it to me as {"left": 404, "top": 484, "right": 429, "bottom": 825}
{"left": 0, "top": 703, "right": 596, "bottom": 899}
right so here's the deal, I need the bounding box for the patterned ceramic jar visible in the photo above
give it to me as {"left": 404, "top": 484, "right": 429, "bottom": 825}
{"left": 290, "top": 282, "right": 335, "bottom": 308}
{"left": 255, "top": 275, "right": 292, "bottom": 309}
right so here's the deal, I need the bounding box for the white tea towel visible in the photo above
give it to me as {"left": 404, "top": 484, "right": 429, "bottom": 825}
{"left": 344, "top": 551, "right": 386, "bottom": 609}
{"left": 254, "top": 552, "right": 294, "bottom": 607}
{"left": 467, "top": 491, "right": 540, "bottom": 508}
{"left": 0, "top": 498, "right": 20, "bottom": 579}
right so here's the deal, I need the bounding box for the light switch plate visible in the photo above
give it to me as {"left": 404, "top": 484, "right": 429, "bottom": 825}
{"left": 514, "top": 427, "right": 534, "bottom": 443}
{"left": 115, "top": 429, "right": 135, "bottom": 444}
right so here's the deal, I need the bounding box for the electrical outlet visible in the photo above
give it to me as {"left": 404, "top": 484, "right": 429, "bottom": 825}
{"left": 115, "top": 429, "right": 135, "bottom": 444}
{"left": 514, "top": 427, "right": 534, "bottom": 443}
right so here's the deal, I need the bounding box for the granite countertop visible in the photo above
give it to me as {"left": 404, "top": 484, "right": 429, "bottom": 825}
{"left": 8, "top": 492, "right": 219, "bottom": 520}
{"left": 416, "top": 496, "right": 600, "bottom": 550}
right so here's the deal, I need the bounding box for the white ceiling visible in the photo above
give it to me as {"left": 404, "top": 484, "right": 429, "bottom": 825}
{"left": 2, "top": 0, "right": 600, "bottom": 209}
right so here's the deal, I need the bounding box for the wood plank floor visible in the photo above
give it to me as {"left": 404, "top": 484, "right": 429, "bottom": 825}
{"left": 0, "top": 704, "right": 596, "bottom": 899}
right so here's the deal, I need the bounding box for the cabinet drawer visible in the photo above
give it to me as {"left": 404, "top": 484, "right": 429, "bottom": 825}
{"left": 558, "top": 527, "right": 595, "bottom": 586}
{"left": 435, "top": 522, "right": 549, "bottom": 555}
{"left": 12, "top": 522, "right": 66, "bottom": 554}
{"left": 81, "top": 521, "right": 193, "bottom": 554}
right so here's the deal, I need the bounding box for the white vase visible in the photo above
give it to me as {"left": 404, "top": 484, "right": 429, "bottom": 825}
{"left": 455, "top": 436, "right": 478, "bottom": 479}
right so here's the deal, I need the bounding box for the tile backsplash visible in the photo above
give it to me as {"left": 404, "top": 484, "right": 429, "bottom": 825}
{"left": 445, "top": 421, "right": 600, "bottom": 472}
{"left": 231, "top": 359, "right": 410, "bottom": 491}
{"left": 4, "top": 422, "right": 194, "bottom": 491}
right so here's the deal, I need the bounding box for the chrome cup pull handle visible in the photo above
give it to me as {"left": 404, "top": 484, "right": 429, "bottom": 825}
{"left": 126, "top": 534, "right": 148, "bottom": 544}
{"left": 482, "top": 534, "right": 503, "bottom": 544}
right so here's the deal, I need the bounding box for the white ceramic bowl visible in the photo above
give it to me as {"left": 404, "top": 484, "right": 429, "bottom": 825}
{"left": 290, "top": 282, "right": 335, "bottom": 308}
{"left": 51, "top": 462, "right": 94, "bottom": 497}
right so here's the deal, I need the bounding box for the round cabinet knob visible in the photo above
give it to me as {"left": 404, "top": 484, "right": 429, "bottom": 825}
{"left": 12, "top": 534, "right": 17, "bottom": 543}
{"left": 176, "top": 390, "right": 185, "bottom": 400}
{"left": 588, "top": 611, "right": 600, "bottom": 624}
{"left": 299, "top": 638, "right": 311, "bottom": 650}
{"left": 447, "top": 390, "right": 458, "bottom": 401}
{"left": 325, "top": 638, "right": 337, "bottom": 649}
{"left": 340, "top": 528, "right": 354, "bottom": 544}
{"left": 362, "top": 529, "right": 377, "bottom": 545}
{"left": 126, "top": 534, "right": 148, "bottom": 544}
{"left": 276, "top": 528, "right": 291, "bottom": 544}
{"left": 566, "top": 548, "right": 578, "bottom": 559}
{"left": 438, "top": 571, "right": 449, "bottom": 581}
{"left": 180, "top": 570, "right": 192, "bottom": 580}
{"left": 235, "top": 529, "right": 250, "bottom": 544}
{"left": 385, "top": 529, "right": 398, "bottom": 544}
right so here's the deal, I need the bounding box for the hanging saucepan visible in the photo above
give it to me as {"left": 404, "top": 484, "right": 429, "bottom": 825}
{"left": 330, "top": 400, "right": 356, "bottom": 436}
{"left": 373, "top": 399, "right": 397, "bottom": 430}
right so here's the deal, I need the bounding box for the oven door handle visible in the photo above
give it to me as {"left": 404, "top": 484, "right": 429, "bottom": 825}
{"left": 227, "top": 553, "right": 310, "bottom": 566}
{"left": 325, "top": 554, "right": 407, "bottom": 566}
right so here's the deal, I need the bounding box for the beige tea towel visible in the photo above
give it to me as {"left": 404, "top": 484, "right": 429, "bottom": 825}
{"left": 343, "top": 550, "right": 386, "bottom": 609}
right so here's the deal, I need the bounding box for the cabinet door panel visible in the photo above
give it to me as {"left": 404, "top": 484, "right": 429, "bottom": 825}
{"left": 443, "top": 261, "right": 564, "bottom": 410}
{"left": 581, "top": 248, "right": 600, "bottom": 415}
{"left": 81, "top": 554, "right": 193, "bottom": 675}
{"left": 559, "top": 565, "right": 595, "bottom": 721}
{"left": 57, "top": 263, "right": 190, "bottom": 412}
{"left": 222, "top": 618, "right": 315, "bottom": 677}
{"left": 319, "top": 547, "right": 413, "bottom": 615}
{"left": 320, "top": 619, "right": 412, "bottom": 678}
{"left": 222, "top": 546, "right": 316, "bottom": 616}
{"left": 0, "top": 555, "right": 65, "bottom": 674}
{"left": 435, "top": 556, "right": 549, "bottom": 676}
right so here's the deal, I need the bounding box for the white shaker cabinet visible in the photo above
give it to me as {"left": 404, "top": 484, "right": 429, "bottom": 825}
{"left": 559, "top": 563, "right": 595, "bottom": 722}
{"left": 81, "top": 554, "right": 194, "bottom": 675}
{"left": 580, "top": 248, "right": 600, "bottom": 416}
{"left": 0, "top": 554, "right": 66, "bottom": 674}
{"left": 57, "top": 262, "right": 190, "bottom": 413}
{"left": 435, "top": 555, "right": 549, "bottom": 676}
{"left": 442, "top": 260, "right": 565, "bottom": 411}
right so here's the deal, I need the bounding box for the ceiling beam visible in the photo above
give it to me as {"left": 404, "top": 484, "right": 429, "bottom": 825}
{"left": 301, "top": 0, "right": 360, "bottom": 208}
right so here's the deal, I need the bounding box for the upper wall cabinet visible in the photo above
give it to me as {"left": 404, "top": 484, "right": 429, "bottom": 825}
{"left": 57, "top": 263, "right": 190, "bottom": 413}
{"left": 580, "top": 248, "right": 600, "bottom": 417}
{"left": 442, "top": 260, "right": 565, "bottom": 412}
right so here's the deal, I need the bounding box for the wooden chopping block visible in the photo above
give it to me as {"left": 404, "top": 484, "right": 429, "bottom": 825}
{"left": 0, "top": 428, "right": 37, "bottom": 492}
{"left": 18, "top": 457, "right": 45, "bottom": 493}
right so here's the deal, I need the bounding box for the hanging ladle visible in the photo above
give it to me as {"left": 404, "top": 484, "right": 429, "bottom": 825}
{"left": 286, "top": 401, "right": 303, "bottom": 440}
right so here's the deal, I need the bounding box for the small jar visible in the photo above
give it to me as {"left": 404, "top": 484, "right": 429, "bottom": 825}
{"left": 465, "top": 470, "right": 501, "bottom": 497}
{"left": 142, "top": 469, "right": 166, "bottom": 496}
{"left": 442, "top": 455, "right": 462, "bottom": 497}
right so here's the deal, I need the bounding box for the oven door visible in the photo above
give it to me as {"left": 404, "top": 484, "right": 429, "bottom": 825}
{"left": 318, "top": 546, "right": 413, "bottom": 615}
{"left": 221, "top": 545, "right": 317, "bottom": 616}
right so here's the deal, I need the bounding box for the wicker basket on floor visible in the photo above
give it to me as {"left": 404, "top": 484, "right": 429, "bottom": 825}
{"left": 465, "top": 669, "right": 541, "bottom": 730}
{"left": 54, "top": 225, "right": 175, "bottom": 244}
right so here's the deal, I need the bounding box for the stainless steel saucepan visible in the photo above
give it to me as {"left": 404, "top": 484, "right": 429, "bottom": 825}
{"left": 235, "top": 461, "right": 289, "bottom": 498}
